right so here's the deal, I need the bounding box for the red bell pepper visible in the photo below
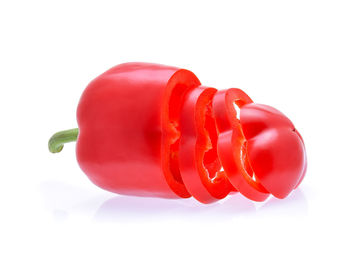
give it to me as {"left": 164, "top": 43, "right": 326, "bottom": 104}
{"left": 48, "top": 62, "right": 307, "bottom": 203}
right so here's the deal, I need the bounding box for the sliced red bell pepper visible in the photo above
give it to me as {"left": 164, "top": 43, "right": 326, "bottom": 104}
{"left": 48, "top": 62, "right": 307, "bottom": 203}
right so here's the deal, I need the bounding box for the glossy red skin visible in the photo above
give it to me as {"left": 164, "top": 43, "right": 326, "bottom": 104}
{"left": 76, "top": 63, "right": 200, "bottom": 198}
{"left": 240, "top": 104, "right": 307, "bottom": 198}
{"left": 179, "top": 86, "right": 234, "bottom": 203}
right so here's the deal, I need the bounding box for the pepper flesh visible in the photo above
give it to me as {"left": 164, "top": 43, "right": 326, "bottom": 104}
{"left": 214, "top": 89, "right": 270, "bottom": 201}
{"left": 49, "top": 62, "right": 307, "bottom": 203}
{"left": 179, "top": 86, "right": 235, "bottom": 203}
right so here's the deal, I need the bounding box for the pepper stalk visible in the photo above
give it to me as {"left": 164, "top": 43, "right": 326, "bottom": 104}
{"left": 48, "top": 128, "right": 79, "bottom": 153}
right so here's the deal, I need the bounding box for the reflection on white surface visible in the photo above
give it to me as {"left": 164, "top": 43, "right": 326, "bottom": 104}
{"left": 95, "top": 189, "right": 307, "bottom": 222}
{"left": 41, "top": 180, "right": 308, "bottom": 223}
{"left": 94, "top": 193, "right": 256, "bottom": 222}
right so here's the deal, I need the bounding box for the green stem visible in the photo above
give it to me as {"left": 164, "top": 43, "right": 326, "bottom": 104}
{"left": 48, "top": 128, "right": 79, "bottom": 153}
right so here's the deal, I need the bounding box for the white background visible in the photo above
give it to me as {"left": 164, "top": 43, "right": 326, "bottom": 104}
{"left": 1, "top": 0, "right": 349, "bottom": 269}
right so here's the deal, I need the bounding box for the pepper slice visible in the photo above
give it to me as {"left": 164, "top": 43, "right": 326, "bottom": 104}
{"left": 213, "top": 89, "right": 270, "bottom": 201}
{"left": 179, "top": 86, "right": 234, "bottom": 203}
{"left": 160, "top": 67, "right": 202, "bottom": 197}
